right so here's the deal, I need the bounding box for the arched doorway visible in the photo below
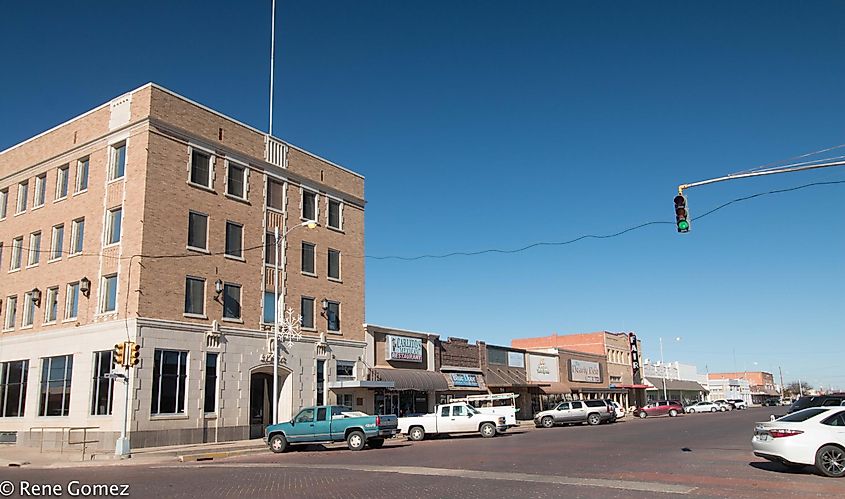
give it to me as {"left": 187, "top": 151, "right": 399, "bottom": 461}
{"left": 249, "top": 366, "right": 293, "bottom": 439}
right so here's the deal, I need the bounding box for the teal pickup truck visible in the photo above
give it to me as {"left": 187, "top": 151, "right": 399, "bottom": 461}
{"left": 265, "top": 405, "right": 398, "bottom": 452}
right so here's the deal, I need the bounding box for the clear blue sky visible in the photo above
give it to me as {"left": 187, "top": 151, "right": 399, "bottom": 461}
{"left": 2, "top": 1, "right": 843, "bottom": 389}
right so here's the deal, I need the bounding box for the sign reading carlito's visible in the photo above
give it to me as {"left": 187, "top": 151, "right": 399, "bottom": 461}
{"left": 569, "top": 359, "right": 602, "bottom": 383}
{"left": 385, "top": 335, "right": 423, "bottom": 362}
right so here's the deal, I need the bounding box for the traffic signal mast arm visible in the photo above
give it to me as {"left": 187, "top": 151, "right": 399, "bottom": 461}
{"left": 677, "top": 159, "right": 845, "bottom": 195}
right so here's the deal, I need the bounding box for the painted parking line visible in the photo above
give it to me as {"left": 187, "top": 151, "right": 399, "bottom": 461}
{"left": 156, "top": 462, "right": 697, "bottom": 495}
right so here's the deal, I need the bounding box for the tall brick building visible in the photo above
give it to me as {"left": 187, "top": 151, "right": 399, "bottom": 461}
{"left": 0, "top": 84, "right": 366, "bottom": 450}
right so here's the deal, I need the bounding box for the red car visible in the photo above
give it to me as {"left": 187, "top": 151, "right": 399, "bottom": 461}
{"left": 636, "top": 400, "right": 684, "bottom": 418}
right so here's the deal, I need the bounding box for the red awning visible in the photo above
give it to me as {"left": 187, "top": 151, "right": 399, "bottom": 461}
{"left": 616, "top": 384, "right": 650, "bottom": 389}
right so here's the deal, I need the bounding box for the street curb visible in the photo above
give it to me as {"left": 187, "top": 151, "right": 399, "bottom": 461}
{"left": 178, "top": 447, "right": 267, "bottom": 462}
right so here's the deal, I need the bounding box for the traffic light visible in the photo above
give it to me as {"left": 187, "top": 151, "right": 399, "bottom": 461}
{"left": 128, "top": 342, "right": 140, "bottom": 367}
{"left": 674, "top": 194, "right": 690, "bottom": 233}
{"left": 113, "top": 342, "right": 126, "bottom": 366}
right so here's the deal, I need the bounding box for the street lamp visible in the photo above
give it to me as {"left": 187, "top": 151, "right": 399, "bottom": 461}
{"left": 659, "top": 337, "right": 681, "bottom": 401}
{"left": 273, "top": 219, "right": 317, "bottom": 425}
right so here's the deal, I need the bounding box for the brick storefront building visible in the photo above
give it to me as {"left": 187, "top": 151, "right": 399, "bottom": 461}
{"left": 0, "top": 84, "right": 366, "bottom": 450}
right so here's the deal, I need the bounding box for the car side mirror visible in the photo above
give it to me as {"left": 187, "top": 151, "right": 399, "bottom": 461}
{"left": 467, "top": 413, "right": 473, "bottom": 418}
{"left": 290, "top": 419, "right": 295, "bottom": 425}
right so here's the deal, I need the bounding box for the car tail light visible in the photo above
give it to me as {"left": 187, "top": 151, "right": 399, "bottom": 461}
{"left": 769, "top": 429, "right": 804, "bottom": 438}
{"left": 376, "top": 415, "right": 381, "bottom": 426}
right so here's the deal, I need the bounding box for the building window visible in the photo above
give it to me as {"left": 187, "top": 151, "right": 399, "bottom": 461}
{"left": 28, "top": 231, "right": 41, "bottom": 266}
{"left": 44, "top": 287, "right": 59, "bottom": 323}
{"left": 16, "top": 181, "right": 28, "bottom": 213}
{"left": 184, "top": 277, "right": 205, "bottom": 316}
{"left": 223, "top": 283, "right": 241, "bottom": 320}
{"left": 151, "top": 350, "right": 188, "bottom": 415}
{"left": 70, "top": 218, "right": 84, "bottom": 255}
{"left": 50, "top": 224, "right": 64, "bottom": 261}
{"left": 301, "top": 297, "right": 315, "bottom": 329}
{"left": 55, "top": 165, "right": 69, "bottom": 200}
{"left": 226, "top": 162, "right": 246, "bottom": 199}
{"left": 0, "top": 360, "right": 28, "bottom": 417}
{"left": 4, "top": 296, "right": 17, "bottom": 330}
{"left": 100, "top": 274, "right": 118, "bottom": 313}
{"left": 225, "top": 222, "right": 243, "bottom": 258}
{"left": 204, "top": 353, "right": 218, "bottom": 414}
{"left": 301, "top": 242, "right": 315, "bottom": 274}
{"left": 39, "top": 354, "right": 73, "bottom": 417}
{"left": 263, "top": 291, "right": 276, "bottom": 324}
{"left": 75, "top": 158, "right": 89, "bottom": 193}
{"left": 10, "top": 237, "right": 22, "bottom": 271}
{"left": 336, "top": 360, "right": 355, "bottom": 380}
{"left": 267, "top": 179, "right": 284, "bottom": 211}
{"left": 187, "top": 211, "right": 208, "bottom": 250}
{"left": 326, "top": 301, "right": 340, "bottom": 332}
{"left": 339, "top": 393, "right": 354, "bottom": 408}
{"left": 105, "top": 207, "right": 122, "bottom": 245}
{"left": 65, "top": 282, "right": 80, "bottom": 320}
{"left": 91, "top": 351, "right": 114, "bottom": 416}
{"left": 316, "top": 359, "right": 325, "bottom": 406}
{"left": 302, "top": 189, "right": 317, "bottom": 221}
{"left": 22, "top": 292, "right": 35, "bottom": 328}
{"left": 328, "top": 198, "right": 342, "bottom": 230}
{"left": 109, "top": 143, "right": 126, "bottom": 180}
{"left": 189, "top": 148, "right": 212, "bottom": 188}
{"left": 328, "top": 249, "right": 341, "bottom": 280}
{"left": 265, "top": 232, "right": 276, "bottom": 265}
{"left": 0, "top": 188, "right": 7, "bottom": 218}
{"left": 34, "top": 174, "right": 47, "bottom": 207}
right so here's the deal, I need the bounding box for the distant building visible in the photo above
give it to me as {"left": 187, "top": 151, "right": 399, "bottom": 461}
{"left": 705, "top": 377, "right": 752, "bottom": 405}
{"left": 709, "top": 371, "right": 778, "bottom": 404}
{"left": 641, "top": 360, "right": 708, "bottom": 405}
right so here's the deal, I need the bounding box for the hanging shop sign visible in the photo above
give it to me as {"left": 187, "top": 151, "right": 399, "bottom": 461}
{"left": 507, "top": 351, "right": 525, "bottom": 368}
{"left": 629, "top": 332, "right": 641, "bottom": 380}
{"left": 569, "top": 359, "right": 602, "bottom": 383}
{"left": 385, "top": 335, "right": 423, "bottom": 362}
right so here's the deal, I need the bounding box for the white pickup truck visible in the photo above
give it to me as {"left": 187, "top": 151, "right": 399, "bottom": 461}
{"left": 398, "top": 402, "right": 508, "bottom": 441}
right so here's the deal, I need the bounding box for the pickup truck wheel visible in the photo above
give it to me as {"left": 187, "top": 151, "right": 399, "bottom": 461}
{"left": 346, "top": 431, "right": 366, "bottom": 451}
{"left": 269, "top": 434, "right": 287, "bottom": 453}
{"left": 541, "top": 416, "right": 554, "bottom": 428}
{"left": 587, "top": 413, "right": 601, "bottom": 426}
{"left": 408, "top": 426, "right": 425, "bottom": 441}
{"left": 367, "top": 438, "right": 385, "bottom": 449}
{"left": 480, "top": 422, "right": 497, "bottom": 438}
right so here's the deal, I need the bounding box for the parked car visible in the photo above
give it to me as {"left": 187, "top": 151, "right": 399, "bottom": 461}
{"left": 635, "top": 400, "right": 684, "bottom": 418}
{"left": 399, "top": 402, "right": 507, "bottom": 440}
{"left": 788, "top": 394, "right": 845, "bottom": 414}
{"left": 752, "top": 406, "right": 845, "bottom": 477}
{"left": 763, "top": 398, "right": 780, "bottom": 407}
{"left": 265, "top": 405, "right": 398, "bottom": 453}
{"left": 534, "top": 400, "right": 616, "bottom": 428}
{"left": 728, "top": 399, "right": 748, "bottom": 410}
{"left": 603, "top": 399, "right": 626, "bottom": 419}
{"left": 685, "top": 401, "right": 721, "bottom": 413}
{"left": 712, "top": 399, "right": 733, "bottom": 411}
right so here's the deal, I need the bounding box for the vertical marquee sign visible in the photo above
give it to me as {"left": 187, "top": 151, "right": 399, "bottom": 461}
{"left": 629, "top": 332, "right": 641, "bottom": 384}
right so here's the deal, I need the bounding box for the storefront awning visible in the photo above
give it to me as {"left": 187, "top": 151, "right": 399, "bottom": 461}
{"left": 370, "top": 368, "right": 449, "bottom": 391}
{"left": 643, "top": 378, "right": 708, "bottom": 392}
{"left": 540, "top": 382, "right": 571, "bottom": 395}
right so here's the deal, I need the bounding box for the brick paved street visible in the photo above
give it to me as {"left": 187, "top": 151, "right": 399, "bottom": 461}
{"left": 2, "top": 408, "right": 844, "bottom": 498}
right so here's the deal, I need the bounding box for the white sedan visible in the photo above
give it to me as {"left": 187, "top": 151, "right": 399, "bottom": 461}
{"left": 685, "top": 401, "right": 721, "bottom": 413}
{"left": 752, "top": 407, "right": 845, "bottom": 478}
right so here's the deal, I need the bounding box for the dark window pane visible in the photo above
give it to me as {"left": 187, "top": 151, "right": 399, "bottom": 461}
{"left": 328, "top": 199, "right": 341, "bottom": 229}
{"left": 113, "top": 144, "right": 126, "bottom": 179}
{"left": 0, "top": 360, "right": 28, "bottom": 417}
{"left": 316, "top": 360, "right": 325, "bottom": 406}
{"left": 91, "top": 351, "right": 114, "bottom": 415}
{"left": 327, "top": 302, "right": 340, "bottom": 331}
{"left": 188, "top": 213, "right": 207, "bottom": 249}
{"left": 227, "top": 165, "right": 245, "bottom": 198}
{"left": 328, "top": 249, "right": 340, "bottom": 279}
{"left": 263, "top": 292, "right": 276, "bottom": 324}
{"left": 204, "top": 353, "right": 218, "bottom": 413}
{"left": 300, "top": 297, "right": 314, "bottom": 329}
{"left": 302, "top": 191, "right": 316, "bottom": 220}
{"left": 301, "top": 242, "right": 315, "bottom": 274}
{"left": 190, "top": 150, "right": 210, "bottom": 186}
{"left": 185, "top": 277, "right": 205, "bottom": 315}
{"left": 223, "top": 284, "right": 241, "bottom": 319}
{"left": 39, "top": 355, "right": 72, "bottom": 416}
{"left": 267, "top": 180, "right": 284, "bottom": 210}
{"left": 265, "top": 233, "right": 276, "bottom": 265}
{"left": 225, "top": 223, "right": 242, "bottom": 257}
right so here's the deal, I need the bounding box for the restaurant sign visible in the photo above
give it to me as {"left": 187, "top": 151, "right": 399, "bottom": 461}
{"left": 386, "top": 335, "right": 423, "bottom": 362}
{"left": 569, "top": 359, "right": 602, "bottom": 383}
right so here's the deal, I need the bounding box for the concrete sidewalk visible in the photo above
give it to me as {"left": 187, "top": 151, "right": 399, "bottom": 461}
{"left": 0, "top": 438, "right": 268, "bottom": 468}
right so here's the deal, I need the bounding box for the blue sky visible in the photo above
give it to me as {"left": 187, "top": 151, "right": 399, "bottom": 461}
{"left": 2, "top": 1, "right": 843, "bottom": 389}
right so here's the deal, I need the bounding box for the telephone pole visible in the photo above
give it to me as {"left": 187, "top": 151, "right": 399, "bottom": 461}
{"left": 778, "top": 366, "right": 785, "bottom": 401}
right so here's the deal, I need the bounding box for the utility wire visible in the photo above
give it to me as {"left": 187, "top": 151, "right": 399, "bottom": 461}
{"left": 732, "top": 143, "right": 845, "bottom": 176}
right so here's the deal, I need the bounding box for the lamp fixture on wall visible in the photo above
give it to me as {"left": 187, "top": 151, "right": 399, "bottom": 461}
{"left": 214, "top": 279, "right": 224, "bottom": 296}
{"left": 80, "top": 277, "right": 91, "bottom": 297}
{"left": 31, "top": 288, "right": 42, "bottom": 306}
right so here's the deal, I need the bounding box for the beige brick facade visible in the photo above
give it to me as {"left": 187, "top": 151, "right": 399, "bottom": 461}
{"left": 0, "top": 84, "right": 366, "bottom": 450}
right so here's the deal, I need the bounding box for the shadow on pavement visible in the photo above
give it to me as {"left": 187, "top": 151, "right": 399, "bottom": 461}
{"left": 748, "top": 461, "right": 819, "bottom": 477}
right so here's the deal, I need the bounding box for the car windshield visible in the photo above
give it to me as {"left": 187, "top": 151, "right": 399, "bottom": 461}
{"left": 776, "top": 408, "right": 829, "bottom": 422}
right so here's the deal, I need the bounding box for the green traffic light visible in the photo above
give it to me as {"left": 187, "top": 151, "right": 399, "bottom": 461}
{"left": 677, "top": 220, "right": 690, "bottom": 231}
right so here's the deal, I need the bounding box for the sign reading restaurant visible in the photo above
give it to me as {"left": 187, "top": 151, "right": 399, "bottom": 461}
{"left": 386, "top": 335, "right": 423, "bottom": 362}
{"left": 569, "top": 359, "right": 602, "bottom": 383}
